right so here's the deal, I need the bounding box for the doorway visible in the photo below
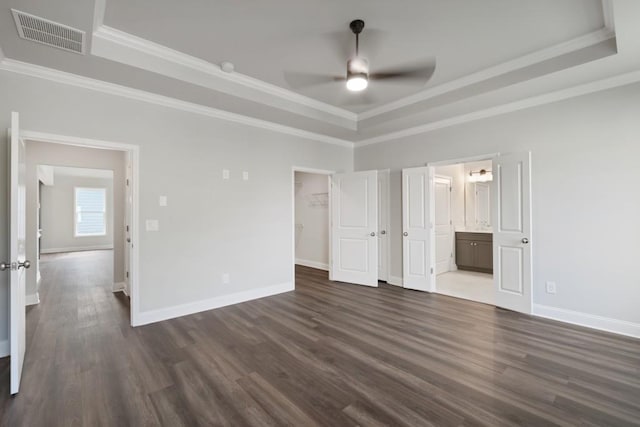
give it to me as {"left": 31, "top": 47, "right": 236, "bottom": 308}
{"left": 402, "top": 152, "right": 533, "bottom": 314}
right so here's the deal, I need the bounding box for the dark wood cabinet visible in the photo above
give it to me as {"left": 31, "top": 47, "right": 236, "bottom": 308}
{"left": 455, "top": 232, "right": 493, "bottom": 274}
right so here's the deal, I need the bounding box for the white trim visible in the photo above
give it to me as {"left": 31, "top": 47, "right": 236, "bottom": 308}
{"left": 533, "top": 304, "right": 640, "bottom": 340}
{"left": 92, "top": 25, "right": 357, "bottom": 126}
{"left": 40, "top": 244, "right": 113, "bottom": 254}
{"left": 0, "top": 340, "right": 8, "bottom": 358}
{"left": 25, "top": 292, "right": 40, "bottom": 306}
{"left": 20, "top": 130, "right": 141, "bottom": 328}
{"left": 112, "top": 282, "right": 128, "bottom": 295}
{"left": 0, "top": 59, "right": 353, "bottom": 148}
{"left": 295, "top": 258, "right": 329, "bottom": 271}
{"left": 136, "top": 282, "right": 294, "bottom": 326}
{"left": 92, "top": 0, "right": 106, "bottom": 31}
{"left": 358, "top": 27, "right": 615, "bottom": 120}
{"left": 387, "top": 275, "right": 404, "bottom": 287}
{"left": 602, "top": 0, "right": 615, "bottom": 33}
{"left": 355, "top": 69, "right": 640, "bottom": 147}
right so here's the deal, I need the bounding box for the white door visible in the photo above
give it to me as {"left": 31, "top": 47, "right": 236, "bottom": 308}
{"left": 434, "top": 176, "right": 452, "bottom": 275}
{"left": 331, "top": 171, "right": 378, "bottom": 287}
{"left": 5, "top": 112, "right": 28, "bottom": 394}
{"left": 377, "top": 170, "right": 390, "bottom": 281}
{"left": 492, "top": 152, "right": 532, "bottom": 313}
{"left": 475, "top": 182, "right": 491, "bottom": 228}
{"left": 402, "top": 167, "right": 434, "bottom": 292}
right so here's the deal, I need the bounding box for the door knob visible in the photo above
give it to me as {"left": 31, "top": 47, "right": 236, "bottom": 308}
{"left": 403, "top": 232, "right": 408, "bottom": 237}
{"left": 380, "top": 230, "right": 386, "bottom": 235}
{"left": 0, "top": 262, "right": 12, "bottom": 271}
{"left": 18, "top": 260, "right": 31, "bottom": 269}
{"left": 370, "top": 232, "right": 376, "bottom": 237}
{"left": 521, "top": 238, "right": 529, "bottom": 244}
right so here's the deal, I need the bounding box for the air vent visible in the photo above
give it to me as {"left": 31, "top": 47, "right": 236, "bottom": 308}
{"left": 12, "top": 9, "right": 85, "bottom": 54}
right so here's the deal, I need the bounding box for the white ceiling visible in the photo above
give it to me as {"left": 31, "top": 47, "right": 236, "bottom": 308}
{"left": 1, "top": 0, "right": 639, "bottom": 145}
{"left": 104, "top": 0, "right": 605, "bottom": 112}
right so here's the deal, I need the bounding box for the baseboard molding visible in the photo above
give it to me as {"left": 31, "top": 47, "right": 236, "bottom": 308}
{"left": 41, "top": 245, "right": 114, "bottom": 254}
{"left": 135, "top": 281, "right": 294, "bottom": 326}
{"left": 533, "top": 304, "right": 640, "bottom": 339}
{"left": 387, "top": 275, "right": 404, "bottom": 287}
{"left": 0, "top": 340, "right": 8, "bottom": 358}
{"left": 112, "top": 282, "right": 128, "bottom": 296}
{"left": 25, "top": 292, "right": 40, "bottom": 306}
{"left": 295, "top": 258, "right": 329, "bottom": 271}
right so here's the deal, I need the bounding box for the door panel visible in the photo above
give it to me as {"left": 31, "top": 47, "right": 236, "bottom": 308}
{"left": 331, "top": 171, "right": 378, "bottom": 287}
{"left": 434, "top": 176, "right": 452, "bottom": 275}
{"left": 493, "top": 152, "right": 532, "bottom": 313}
{"left": 377, "top": 170, "right": 390, "bottom": 281}
{"left": 8, "top": 112, "right": 27, "bottom": 394}
{"left": 402, "top": 167, "right": 434, "bottom": 292}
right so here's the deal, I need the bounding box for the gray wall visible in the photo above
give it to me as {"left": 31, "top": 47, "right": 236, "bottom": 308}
{"left": 25, "top": 142, "right": 125, "bottom": 299}
{"left": 0, "top": 70, "right": 353, "bottom": 343}
{"left": 40, "top": 174, "right": 115, "bottom": 252}
{"left": 355, "top": 82, "right": 640, "bottom": 324}
{"left": 294, "top": 172, "right": 329, "bottom": 268}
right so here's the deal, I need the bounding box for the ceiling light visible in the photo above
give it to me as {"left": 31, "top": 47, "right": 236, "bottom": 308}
{"left": 346, "top": 74, "right": 368, "bottom": 91}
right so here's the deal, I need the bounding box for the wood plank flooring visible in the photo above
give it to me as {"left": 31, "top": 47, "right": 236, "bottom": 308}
{"left": 1, "top": 251, "right": 640, "bottom": 426}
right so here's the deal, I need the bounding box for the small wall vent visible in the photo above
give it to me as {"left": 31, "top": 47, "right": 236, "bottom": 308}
{"left": 11, "top": 9, "right": 85, "bottom": 54}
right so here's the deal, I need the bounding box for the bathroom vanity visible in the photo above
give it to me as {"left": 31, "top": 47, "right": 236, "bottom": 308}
{"left": 455, "top": 231, "right": 493, "bottom": 274}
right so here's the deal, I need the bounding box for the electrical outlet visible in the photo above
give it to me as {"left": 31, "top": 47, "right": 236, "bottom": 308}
{"left": 546, "top": 281, "right": 557, "bottom": 294}
{"left": 145, "top": 219, "right": 159, "bottom": 232}
{"left": 159, "top": 196, "right": 167, "bottom": 207}
{"left": 242, "top": 171, "right": 249, "bottom": 181}
{"left": 222, "top": 273, "right": 230, "bottom": 284}
{"left": 222, "top": 169, "right": 230, "bottom": 180}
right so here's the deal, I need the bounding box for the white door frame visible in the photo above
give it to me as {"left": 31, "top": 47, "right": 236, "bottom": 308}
{"left": 19, "top": 130, "right": 141, "bottom": 326}
{"left": 378, "top": 169, "right": 391, "bottom": 282}
{"left": 291, "top": 167, "right": 334, "bottom": 284}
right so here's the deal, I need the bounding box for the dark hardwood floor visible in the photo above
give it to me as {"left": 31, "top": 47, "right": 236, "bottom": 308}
{"left": 1, "top": 252, "right": 640, "bottom": 426}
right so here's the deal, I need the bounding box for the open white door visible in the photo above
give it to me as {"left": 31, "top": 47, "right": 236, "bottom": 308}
{"left": 3, "top": 112, "right": 29, "bottom": 394}
{"left": 124, "top": 152, "right": 132, "bottom": 295}
{"left": 377, "top": 170, "right": 390, "bottom": 282}
{"left": 402, "top": 167, "right": 435, "bottom": 292}
{"left": 434, "top": 176, "right": 452, "bottom": 275}
{"left": 330, "top": 171, "right": 378, "bottom": 287}
{"left": 492, "top": 152, "right": 532, "bottom": 314}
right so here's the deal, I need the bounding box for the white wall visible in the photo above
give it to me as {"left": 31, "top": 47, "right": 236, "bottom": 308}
{"left": 355, "top": 82, "right": 640, "bottom": 326}
{"left": 40, "top": 173, "right": 114, "bottom": 253}
{"left": 0, "top": 70, "right": 353, "bottom": 343}
{"left": 25, "top": 142, "right": 126, "bottom": 300}
{"left": 294, "top": 172, "right": 329, "bottom": 270}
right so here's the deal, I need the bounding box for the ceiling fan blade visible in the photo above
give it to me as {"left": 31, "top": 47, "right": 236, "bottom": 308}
{"left": 283, "top": 71, "right": 345, "bottom": 90}
{"left": 370, "top": 59, "right": 436, "bottom": 82}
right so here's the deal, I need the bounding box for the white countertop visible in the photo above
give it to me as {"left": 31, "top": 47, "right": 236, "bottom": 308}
{"left": 455, "top": 228, "right": 493, "bottom": 234}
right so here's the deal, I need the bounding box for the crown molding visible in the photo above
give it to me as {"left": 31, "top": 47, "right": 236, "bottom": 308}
{"left": 354, "top": 68, "right": 640, "bottom": 147}
{"left": 357, "top": 26, "right": 616, "bottom": 121}
{"left": 92, "top": 25, "right": 358, "bottom": 129}
{"left": 0, "top": 58, "right": 354, "bottom": 148}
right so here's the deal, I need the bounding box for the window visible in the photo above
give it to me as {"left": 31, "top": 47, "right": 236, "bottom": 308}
{"left": 74, "top": 187, "right": 106, "bottom": 236}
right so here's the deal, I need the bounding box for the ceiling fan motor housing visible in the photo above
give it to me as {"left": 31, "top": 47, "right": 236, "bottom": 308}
{"left": 347, "top": 57, "right": 369, "bottom": 79}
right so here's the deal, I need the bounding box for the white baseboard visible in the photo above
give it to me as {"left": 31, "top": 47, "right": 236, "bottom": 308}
{"left": 135, "top": 281, "right": 294, "bottom": 327}
{"left": 41, "top": 244, "right": 114, "bottom": 254}
{"left": 295, "top": 258, "right": 329, "bottom": 271}
{"left": 0, "top": 340, "right": 8, "bottom": 358}
{"left": 533, "top": 304, "right": 640, "bottom": 339}
{"left": 112, "top": 282, "right": 128, "bottom": 296}
{"left": 387, "top": 275, "right": 404, "bottom": 287}
{"left": 25, "top": 292, "right": 40, "bottom": 306}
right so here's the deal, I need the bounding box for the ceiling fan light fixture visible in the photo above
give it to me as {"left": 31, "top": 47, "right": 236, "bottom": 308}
{"left": 346, "top": 74, "right": 368, "bottom": 91}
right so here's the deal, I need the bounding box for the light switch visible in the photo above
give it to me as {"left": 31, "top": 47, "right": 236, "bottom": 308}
{"left": 146, "top": 219, "right": 159, "bottom": 232}
{"left": 159, "top": 196, "right": 167, "bottom": 207}
{"left": 222, "top": 169, "right": 230, "bottom": 180}
{"left": 242, "top": 171, "right": 249, "bottom": 181}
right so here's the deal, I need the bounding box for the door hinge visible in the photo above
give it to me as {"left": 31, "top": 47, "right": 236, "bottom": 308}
{"left": 449, "top": 187, "right": 452, "bottom": 192}
{"left": 126, "top": 225, "right": 129, "bottom": 232}
{"left": 430, "top": 267, "right": 434, "bottom": 274}
{"left": 126, "top": 179, "right": 129, "bottom": 186}
{"left": 126, "top": 271, "right": 129, "bottom": 279}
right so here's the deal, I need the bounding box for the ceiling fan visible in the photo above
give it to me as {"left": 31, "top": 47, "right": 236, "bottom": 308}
{"left": 284, "top": 19, "right": 436, "bottom": 95}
